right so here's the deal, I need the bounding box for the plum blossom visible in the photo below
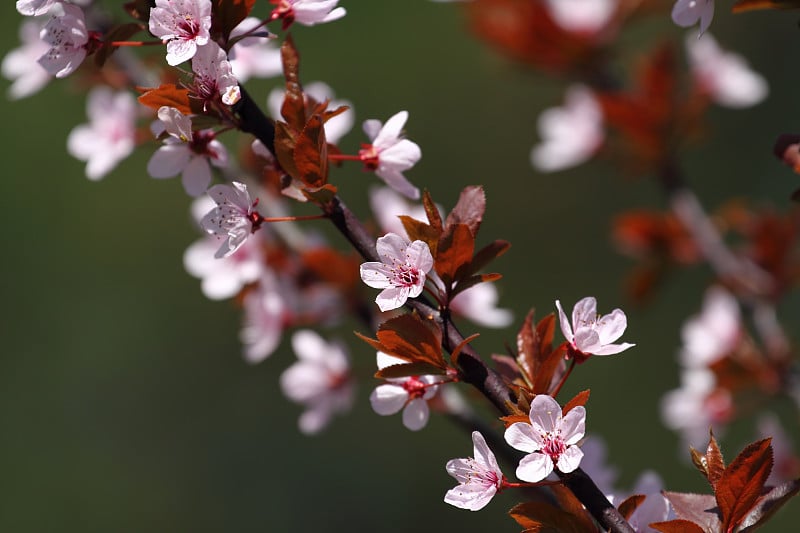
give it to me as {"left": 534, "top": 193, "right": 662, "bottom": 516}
{"left": 360, "top": 233, "right": 433, "bottom": 312}
{"left": 627, "top": 472, "right": 674, "bottom": 533}
{"left": 183, "top": 234, "right": 264, "bottom": 300}
{"left": 191, "top": 42, "right": 240, "bottom": 107}
{"left": 240, "top": 274, "right": 285, "bottom": 363}
{"left": 444, "top": 431, "right": 506, "bottom": 511}
{"left": 360, "top": 111, "right": 421, "bottom": 200}
{"left": 556, "top": 296, "right": 635, "bottom": 357}
{"left": 37, "top": 3, "right": 89, "bottom": 78}
{"left": 200, "top": 181, "right": 264, "bottom": 259}
{"left": 2, "top": 19, "right": 51, "bottom": 99}
{"left": 369, "top": 352, "right": 443, "bottom": 431}
{"left": 672, "top": 0, "right": 714, "bottom": 35}
{"left": 147, "top": 106, "right": 228, "bottom": 196}
{"left": 368, "top": 185, "right": 428, "bottom": 237}
{"left": 531, "top": 85, "right": 603, "bottom": 172}
{"left": 685, "top": 32, "right": 768, "bottom": 108}
{"left": 544, "top": 0, "right": 617, "bottom": 34}
{"left": 269, "top": 0, "right": 347, "bottom": 30}
{"left": 661, "top": 367, "right": 732, "bottom": 449}
{"left": 679, "top": 286, "right": 741, "bottom": 368}
{"left": 504, "top": 395, "right": 586, "bottom": 482}
{"left": 16, "top": 0, "right": 59, "bottom": 16}
{"left": 149, "top": 0, "right": 212, "bottom": 66}
{"left": 280, "top": 330, "right": 354, "bottom": 434}
{"left": 268, "top": 81, "right": 354, "bottom": 145}
{"left": 228, "top": 17, "right": 282, "bottom": 83}
{"left": 450, "top": 284, "right": 513, "bottom": 328}
{"left": 66, "top": 87, "right": 136, "bottom": 180}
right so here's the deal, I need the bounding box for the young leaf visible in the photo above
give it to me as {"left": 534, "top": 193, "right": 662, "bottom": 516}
{"left": 445, "top": 185, "right": 486, "bottom": 237}
{"left": 294, "top": 114, "right": 328, "bottom": 187}
{"left": 374, "top": 314, "right": 446, "bottom": 369}
{"left": 450, "top": 332, "right": 480, "bottom": 368}
{"left": 662, "top": 491, "right": 721, "bottom": 532}
{"left": 274, "top": 120, "right": 300, "bottom": 180}
{"left": 435, "top": 223, "right": 475, "bottom": 286}
{"left": 737, "top": 478, "right": 800, "bottom": 530}
{"left": 509, "top": 500, "right": 597, "bottom": 533}
{"left": 212, "top": 0, "right": 257, "bottom": 43}
{"left": 375, "top": 361, "right": 447, "bottom": 379}
{"left": 422, "top": 190, "right": 443, "bottom": 233}
{"left": 280, "top": 35, "right": 306, "bottom": 131}
{"left": 137, "top": 84, "right": 194, "bottom": 115}
{"left": 399, "top": 216, "right": 440, "bottom": 254}
{"left": 617, "top": 494, "right": 646, "bottom": 520}
{"left": 459, "top": 239, "right": 511, "bottom": 279}
{"left": 733, "top": 0, "right": 800, "bottom": 13}
{"left": 716, "top": 438, "right": 774, "bottom": 531}
{"left": 690, "top": 430, "right": 726, "bottom": 489}
{"left": 515, "top": 310, "right": 536, "bottom": 388}
{"left": 562, "top": 389, "right": 590, "bottom": 415}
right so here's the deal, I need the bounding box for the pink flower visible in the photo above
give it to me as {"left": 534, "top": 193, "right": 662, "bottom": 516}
{"left": 191, "top": 42, "right": 240, "bottom": 107}
{"left": 556, "top": 296, "right": 635, "bottom": 356}
{"left": 531, "top": 85, "right": 603, "bottom": 172}
{"left": 2, "top": 19, "right": 51, "bottom": 99}
{"left": 200, "top": 181, "right": 263, "bottom": 259}
{"left": 504, "top": 395, "right": 586, "bottom": 482}
{"left": 672, "top": 0, "right": 714, "bottom": 35}
{"left": 66, "top": 87, "right": 136, "bottom": 180}
{"left": 360, "top": 233, "right": 433, "bottom": 312}
{"left": 228, "top": 17, "right": 282, "bottom": 83}
{"left": 240, "top": 272, "right": 285, "bottom": 363}
{"left": 269, "top": 0, "right": 346, "bottom": 30}
{"left": 369, "top": 352, "right": 443, "bottom": 431}
{"left": 661, "top": 367, "right": 732, "bottom": 448}
{"left": 149, "top": 0, "right": 212, "bottom": 66}
{"left": 685, "top": 32, "right": 768, "bottom": 109}
{"left": 16, "top": 0, "right": 59, "bottom": 16}
{"left": 37, "top": 3, "right": 89, "bottom": 78}
{"left": 183, "top": 234, "right": 264, "bottom": 300}
{"left": 679, "top": 286, "right": 741, "bottom": 368}
{"left": 280, "top": 330, "right": 354, "bottom": 434}
{"left": 544, "top": 0, "right": 617, "bottom": 34}
{"left": 444, "top": 431, "right": 506, "bottom": 511}
{"left": 627, "top": 472, "right": 674, "bottom": 533}
{"left": 368, "top": 185, "right": 428, "bottom": 237}
{"left": 360, "top": 111, "right": 422, "bottom": 200}
{"left": 147, "top": 106, "right": 228, "bottom": 196}
{"left": 450, "top": 284, "right": 513, "bottom": 328}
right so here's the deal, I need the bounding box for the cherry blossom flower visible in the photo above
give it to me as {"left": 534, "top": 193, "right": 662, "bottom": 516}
{"left": 268, "top": 81, "right": 354, "bottom": 145}
{"left": 269, "top": 0, "right": 347, "bottom": 30}
{"left": 240, "top": 272, "right": 286, "bottom": 363}
{"left": 147, "top": 106, "right": 228, "bottom": 196}
{"left": 685, "top": 32, "right": 768, "bottom": 109}
{"left": 627, "top": 472, "right": 674, "bottom": 533}
{"left": 368, "top": 185, "right": 428, "bottom": 237}
{"left": 543, "top": 0, "right": 617, "bottom": 34}
{"left": 360, "top": 233, "right": 433, "bottom": 312}
{"left": 679, "top": 286, "right": 741, "bottom": 368}
{"left": 66, "top": 87, "right": 136, "bottom": 180}
{"left": 369, "top": 352, "right": 443, "bottom": 431}
{"left": 556, "top": 296, "right": 635, "bottom": 357}
{"left": 183, "top": 233, "right": 264, "bottom": 300}
{"left": 531, "top": 85, "right": 603, "bottom": 172}
{"left": 661, "top": 367, "right": 732, "bottom": 448}
{"left": 450, "top": 284, "right": 513, "bottom": 328}
{"left": 504, "top": 395, "right": 586, "bottom": 482}
{"left": 149, "top": 0, "right": 212, "bottom": 66}
{"left": 280, "top": 330, "right": 354, "bottom": 434}
{"left": 191, "top": 42, "right": 240, "bottom": 107}
{"left": 2, "top": 19, "right": 51, "bottom": 99}
{"left": 360, "top": 111, "right": 421, "bottom": 200}
{"left": 37, "top": 3, "right": 89, "bottom": 78}
{"left": 228, "top": 17, "right": 282, "bottom": 83}
{"left": 200, "top": 181, "right": 264, "bottom": 259}
{"left": 672, "top": 0, "right": 714, "bottom": 35}
{"left": 444, "top": 431, "right": 506, "bottom": 511}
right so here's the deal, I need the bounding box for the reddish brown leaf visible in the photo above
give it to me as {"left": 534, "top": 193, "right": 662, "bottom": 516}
{"left": 460, "top": 239, "right": 511, "bottom": 279}
{"left": 294, "top": 114, "right": 328, "bottom": 187}
{"left": 509, "top": 500, "right": 596, "bottom": 533}
{"left": 399, "top": 216, "right": 440, "bottom": 254}
{"left": 733, "top": 0, "right": 800, "bottom": 12}
{"left": 274, "top": 120, "right": 299, "bottom": 180}
{"left": 706, "top": 432, "right": 726, "bottom": 488}
{"left": 445, "top": 185, "right": 485, "bottom": 237}
{"left": 354, "top": 330, "right": 386, "bottom": 353}
{"left": 738, "top": 478, "right": 800, "bottom": 530}
{"left": 617, "top": 494, "right": 646, "bottom": 520}
{"left": 422, "top": 189, "right": 443, "bottom": 233}
{"left": 436, "top": 223, "right": 475, "bottom": 285}
{"left": 280, "top": 35, "right": 306, "bottom": 131}
{"left": 374, "top": 314, "right": 446, "bottom": 369}
{"left": 212, "top": 0, "right": 257, "bottom": 42}
{"left": 649, "top": 520, "right": 705, "bottom": 533}
{"left": 716, "top": 438, "right": 774, "bottom": 531}
{"left": 562, "top": 390, "right": 590, "bottom": 415}
{"left": 550, "top": 485, "right": 599, "bottom": 532}
{"left": 533, "top": 343, "right": 566, "bottom": 395}
{"left": 515, "top": 310, "right": 536, "bottom": 388}
{"left": 450, "top": 272, "right": 502, "bottom": 298}
{"left": 137, "top": 84, "right": 193, "bottom": 115}
{"left": 663, "top": 491, "right": 721, "bottom": 532}
{"left": 450, "top": 332, "right": 480, "bottom": 368}
{"left": 375, "top": 361, "right": 447, "bottom": 379}
{"left": 500, "top": 413, "right": 530, "bottom": 427}
{"left": 301, "top": 183, "right": 337, "bottom": 204}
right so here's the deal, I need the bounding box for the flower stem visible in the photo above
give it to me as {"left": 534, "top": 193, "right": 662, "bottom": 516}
{"left": 107, "top": 40, "right": 163, "bottom": 47}
{"left": 263, "top": 214, "right": 328, "bottom": 223}
{"left": 550, "top": 357, "right": 576, "bottom": 398}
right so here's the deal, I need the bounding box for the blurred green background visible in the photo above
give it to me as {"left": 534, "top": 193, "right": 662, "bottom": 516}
{"left": 1, "top": 1, "right": 799, "bottom": 531}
